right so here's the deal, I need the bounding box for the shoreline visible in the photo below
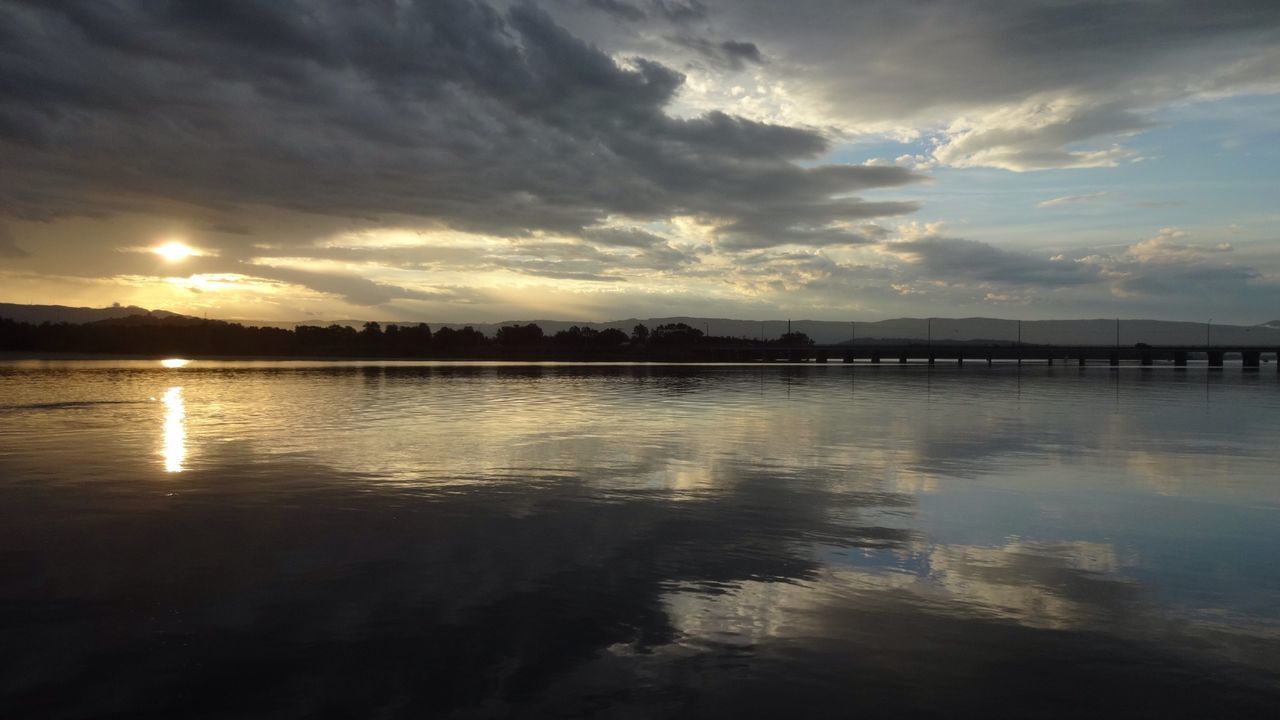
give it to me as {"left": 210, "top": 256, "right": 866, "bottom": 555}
{"left": 1, "top": 350, "right": 1273, "bottom": 367}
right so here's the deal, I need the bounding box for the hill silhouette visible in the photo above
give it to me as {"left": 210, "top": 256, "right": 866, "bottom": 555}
{"left": 2, "top": 303, "right": 1279, "bottom": 357}
{"left": 0, "top": 317, "right": 740, "bottom": 360}
{"left": 0, "top": 302, "right": 186, "bottom": 325}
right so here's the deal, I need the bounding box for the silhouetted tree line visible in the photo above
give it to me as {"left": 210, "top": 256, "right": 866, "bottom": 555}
{"left": 0, "top": 316, "right": 812, "bottom": 360}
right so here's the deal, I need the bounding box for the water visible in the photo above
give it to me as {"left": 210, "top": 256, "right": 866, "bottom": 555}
{"left": 2, "top": 360, "right": 1278, "bottom": 718}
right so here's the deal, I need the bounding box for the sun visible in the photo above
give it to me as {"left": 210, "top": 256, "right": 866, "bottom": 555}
{"left": 152, "top": 240, "right": 199, "bottom": 262}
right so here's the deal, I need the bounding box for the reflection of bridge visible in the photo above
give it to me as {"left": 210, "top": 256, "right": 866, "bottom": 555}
{"left": 735, "top": 344, "right": 1280, "bottom": 368}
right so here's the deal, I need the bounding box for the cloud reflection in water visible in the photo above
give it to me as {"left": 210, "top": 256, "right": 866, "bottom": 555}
{"left": 2, "top": 363, "right": 1279, "bottom": 717}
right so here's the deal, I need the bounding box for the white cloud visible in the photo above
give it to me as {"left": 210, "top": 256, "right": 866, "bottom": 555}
{"left": 1124, "top": 228, "right": 1234, "bottom": 263}
{"left": 931, "top": 98, "right": 1152, "bottom": 171}
{"left": 594, "top": 1, "right": 1280, "bottom": 171}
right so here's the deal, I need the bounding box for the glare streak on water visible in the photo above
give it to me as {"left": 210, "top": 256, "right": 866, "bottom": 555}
{"left": 1, "top": 360, "right": 1279, "bottom": 718}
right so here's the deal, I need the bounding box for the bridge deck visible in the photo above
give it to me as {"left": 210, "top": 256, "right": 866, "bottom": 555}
{"left": 729, "top": 344, "right": 1280, "bottom": 367}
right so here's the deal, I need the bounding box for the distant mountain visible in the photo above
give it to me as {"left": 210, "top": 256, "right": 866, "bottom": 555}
{"left": 0, "top": 302, "right": 187, "bottom": 324}
{"left": 87, "top": 314, "right": 212, "bottom": 327}
{"left": 5, "top": 303, "right": 1278, "bottom": 346}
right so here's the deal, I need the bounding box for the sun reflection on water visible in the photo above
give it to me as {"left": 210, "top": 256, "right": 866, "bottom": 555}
{"left": 162, "top": 386, "right": 186, "bottom": 473}
{"left": 160, "top": 358, "right": 191, "bottom": 369}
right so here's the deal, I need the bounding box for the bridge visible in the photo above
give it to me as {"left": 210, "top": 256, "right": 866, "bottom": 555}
{"left": 733, "top": 344, "right": 1280, "bottom": 368}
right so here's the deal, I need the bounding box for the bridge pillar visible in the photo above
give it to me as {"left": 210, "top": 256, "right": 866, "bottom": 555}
{"left": 1208, "top": 351, "right": 1224, "bottom": 368}
{"left": 1243, "top": 351, "right": 1260, "bottom": 369}
{"left": 843, "top": 350, "right": 854, "bottom": 363}
{"left": 1174, "top": 350, "right": 1187, "bottom": 367}
{"left": 1141, "top": 351, "right": 1153, "bottom": 367}
{"left": 870, "top": 350, "right": 880, "bottom": 364}
{"left": 1109, "top": 351, "right": 1120, "bottom": 367}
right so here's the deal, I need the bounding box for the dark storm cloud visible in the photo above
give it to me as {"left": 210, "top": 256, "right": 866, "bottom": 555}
{"left": 667, "top": 111, "right": 824, "bottom": 159}
{"left": 167, "top": 252, "right": 470, "bottom": 306}
{"left": 720, "top": 40, "right": 763, "bottom": 65}
{"left": 578, "top": 0, "right": 707, "bottom": 23}
{"left": 581, "top": 227, "right": 670, "bottom": 248}
{"left": 244, "top": 265, "right": 460, "bottom": 306}
{"left": 1117, "top": 263, "right": 1262, "bottom": 298}
{"left": 673, "top": 0, "right": 1280, "bottom": 169}
{"left": 651, "top": 0, "right": 707, "bottom": 23}
{"left": 668, "top": 35, "right": 764, "bottom": 70}
{"left": 582, "top": 0, "right": 646, "bottom": 22}
{"left": 246, "top": 243, "right": 492, "bottom": 270}
{"left": 711, "top": 0, "right": 1280, "bottom": 117}
{"left": 0, "top": 0, "right": 919, "bottom": 251}
{"left": 494, "top": 236, "right": 699, "bottom": 278}
{"left": 0, "top": 223, "right": 28, "bottom": 258}
{"left": 504, "top": 263, "right": 627, "bottom": 282}
{"left": 889, "top": 237, "right": 1101, "bottom": 287}
{"left": 238, "top": 231, "right": 697, "bottom": 286}
{"left": 1087, "top": 232, "right": 1280, "bottom": 307}
{"left": 205, "top": 222, "right": 255, "bottom": 236}
{"left": 881, "top": 229, "right": 1280, "bottom": 314}
{"left": 720, "top": 198, "right": 920, "bottom": 250}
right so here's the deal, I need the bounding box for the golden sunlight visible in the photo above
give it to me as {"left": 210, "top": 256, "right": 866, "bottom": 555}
{"left": 161, "top": 386, "right": 186, "bottom": 473}
{"left": 160, "top": 358, "right": 191, "bottom": 368}
{"left": 152, "top": 240, "right": 200, "bottom": 262}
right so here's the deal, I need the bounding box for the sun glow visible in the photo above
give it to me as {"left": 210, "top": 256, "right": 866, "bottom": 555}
{"left": 152, "top": 240, "right": 200, "bottom": 262}
{"left": 161, "top": 386, "right": 186, "bottom": 473}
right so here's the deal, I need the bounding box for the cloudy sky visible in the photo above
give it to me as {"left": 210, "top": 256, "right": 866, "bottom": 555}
{"left": 2, "top": 0, "right": 1278, "bottom": 323}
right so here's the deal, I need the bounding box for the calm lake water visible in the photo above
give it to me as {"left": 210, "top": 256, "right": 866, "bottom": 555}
{"left": 2, "top": 360, "right": 1279, "bottom": 718}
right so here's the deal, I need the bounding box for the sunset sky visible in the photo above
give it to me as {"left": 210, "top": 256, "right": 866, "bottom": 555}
{"left": 2, "top": 0, "right": 1278, "bottom": 323}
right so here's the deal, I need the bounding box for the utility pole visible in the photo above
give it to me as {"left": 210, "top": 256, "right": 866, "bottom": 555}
{"left": 851, "top": 321, "right": 855, "bottom": 345}
{"left": 927, "top": 317, "right": 932, "bottom": 349}
{"left": 1016, "top": 319, "right": 1022, "bottom": 367}
{"left": 1207, "top": 318, "right": 1212, "bottom": 348}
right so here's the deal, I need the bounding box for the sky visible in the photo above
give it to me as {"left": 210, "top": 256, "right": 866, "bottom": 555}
{"left": 1, "top": 0, "right": 1279, "bottom": 324}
